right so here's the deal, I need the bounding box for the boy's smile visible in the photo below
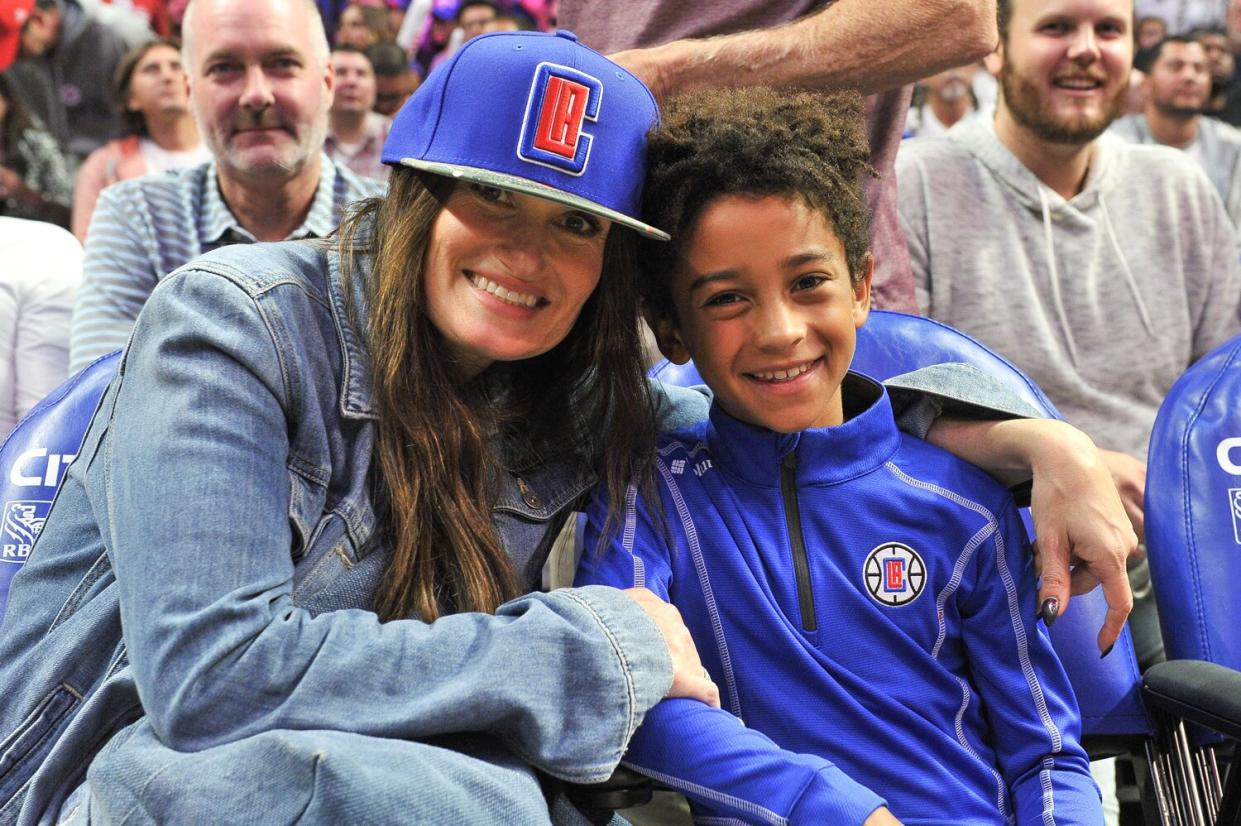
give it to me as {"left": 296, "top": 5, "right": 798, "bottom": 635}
{"left": 651, "top": 194, "right": 872, "bottom": 433}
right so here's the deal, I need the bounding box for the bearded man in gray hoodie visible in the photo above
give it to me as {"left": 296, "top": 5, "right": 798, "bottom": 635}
{"left": 897, "top": 0, "right": 1241, "bottom": 669}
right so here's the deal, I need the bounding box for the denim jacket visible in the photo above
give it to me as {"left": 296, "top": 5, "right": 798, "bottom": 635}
{"left": 0, "top": 233, "right": 676, "bottom": 824}
{"left": 0, "top": 225, "right": 1037, "bottom": 824}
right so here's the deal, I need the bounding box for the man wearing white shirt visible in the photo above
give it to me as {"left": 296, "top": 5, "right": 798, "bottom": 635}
{"left": 0, "top": 217, "right": 81, "bottom": 437}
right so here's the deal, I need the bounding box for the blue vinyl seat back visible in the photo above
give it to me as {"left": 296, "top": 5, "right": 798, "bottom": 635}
{"left": 1146, "top": 333, "right": 1241, "bottom": 671}
{"left": 852, "top": 311, "right": 1062, "bottom": 416}
{"left": 0, "top": 351, "right": 120, "bottom": 618}
{"left": 650, "top": 310, "right": 1149, "bottom": 738}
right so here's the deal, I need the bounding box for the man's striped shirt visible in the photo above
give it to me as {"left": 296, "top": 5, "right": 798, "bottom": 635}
{"left": 70, "top": 156, "right": 384, "bottom": 371}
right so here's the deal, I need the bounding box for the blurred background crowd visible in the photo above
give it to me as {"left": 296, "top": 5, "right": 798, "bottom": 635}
{"left": 907, "top": 0, "right": 1241, "bottom": 139}
{"left": 0, "top": 0, "right": 555, "bottom": 233}
{"left": 0, "top": 0, "right": 554, "bottom": 431}
{"left": 2, "top": 0, "right": 1240, "bottom": 437}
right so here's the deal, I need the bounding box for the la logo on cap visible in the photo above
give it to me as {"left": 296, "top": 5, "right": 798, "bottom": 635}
{"left": 518, "top": 62, "right": 602, "bottom": 177}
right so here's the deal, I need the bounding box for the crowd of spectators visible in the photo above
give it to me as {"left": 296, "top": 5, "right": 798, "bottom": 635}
{"left": 906, "top": 1, "right": 1241, "bottom": 135}
{"left": 0, "top": 0, "right": 546, "bottom": 233}
{"left": 0, "top": 0, "right": 549, "bottom": 430}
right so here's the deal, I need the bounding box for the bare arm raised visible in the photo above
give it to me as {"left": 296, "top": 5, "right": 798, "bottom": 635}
{"left": 602, "top": 0, "right": 999, "bottom": 102}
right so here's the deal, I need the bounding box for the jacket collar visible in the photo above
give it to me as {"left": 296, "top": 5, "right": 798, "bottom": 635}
{"left": 705, "top": 373, "right": 900, "bottom": 487}
{"left": 325, "top": 216, "right": 378, "bottom": 420}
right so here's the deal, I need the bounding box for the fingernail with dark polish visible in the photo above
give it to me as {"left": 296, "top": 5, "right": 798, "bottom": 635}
{"left": 1039, "top": 598, "right": 1060, "bottom": 627}
{"left": 1100, "top": 644, "right": 1115, "bottom": 659}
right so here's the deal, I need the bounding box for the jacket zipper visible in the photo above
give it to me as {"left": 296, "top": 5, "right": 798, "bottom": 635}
{"left": 780, "top": 451, "right": 817, "bottom": 631}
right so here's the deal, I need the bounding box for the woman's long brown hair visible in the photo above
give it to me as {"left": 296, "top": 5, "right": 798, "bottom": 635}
{"left": 337, "top": 168, "right": 657, "bottom": 622}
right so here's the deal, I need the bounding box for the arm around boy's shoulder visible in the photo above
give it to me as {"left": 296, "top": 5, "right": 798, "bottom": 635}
{"left": 880, "top": 362, "right": 1054, "bottom": 458}
{"left": 649, "top": 378, "right": 713, "bottom": 434}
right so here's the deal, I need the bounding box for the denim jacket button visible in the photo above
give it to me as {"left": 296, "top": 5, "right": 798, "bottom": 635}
{"left": 516, "top": 477, "right": 543, "bottom": 510}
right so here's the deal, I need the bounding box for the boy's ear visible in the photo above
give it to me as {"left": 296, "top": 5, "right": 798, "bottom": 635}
{"left": 853, "top": 254, "right": 874, "bottom": 330}
{"left": 641, "top": 304, "right": 692, "bottom": 365}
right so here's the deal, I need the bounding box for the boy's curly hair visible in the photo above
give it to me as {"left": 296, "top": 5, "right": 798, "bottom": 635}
{"left": 639, "top": 87, "right": 874, "bottom": 319}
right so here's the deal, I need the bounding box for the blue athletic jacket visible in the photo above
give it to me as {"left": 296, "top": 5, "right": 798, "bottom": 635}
{"left": 576, "top": 375, "right": 1102, "bottom": 826}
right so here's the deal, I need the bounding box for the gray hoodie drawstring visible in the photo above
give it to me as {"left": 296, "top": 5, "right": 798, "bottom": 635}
{"left": 1037, "top": 185, "right": 1082, "bottom": 366}
{"left": 1099, "top": 194, "right": 1157, "bottom": 339}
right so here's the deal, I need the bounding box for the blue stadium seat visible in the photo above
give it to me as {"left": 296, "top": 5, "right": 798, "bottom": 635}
{"left": 1145, "top": 332, "right": 1241, "bottom": 824}
{"left": 0, "top": 352, "right": 120, "bottom": 619}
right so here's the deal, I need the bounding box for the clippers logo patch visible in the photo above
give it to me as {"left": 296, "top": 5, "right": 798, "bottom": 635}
{"left": 1230, "top": 488, "right": 1241, "bottom": 545}
{"left": 2, "top": 500, "right": 50, "bottom": 564}
{"left": 863, "top": 542, "right": 926, "bottom": 606}
{"left": 518, "top": 63, "right": 602, "bottom": 176}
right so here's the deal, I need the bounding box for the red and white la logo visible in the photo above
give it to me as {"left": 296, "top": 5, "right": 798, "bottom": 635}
{"left": 518, "top": 62, "right": 602, "bottom": 176}
{"left": 863, "top": 542, "right": 926, "bottom": 607}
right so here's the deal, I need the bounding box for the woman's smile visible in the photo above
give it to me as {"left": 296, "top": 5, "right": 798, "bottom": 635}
{"left": 466, "top": 270, "right": 545, "bottom": 309}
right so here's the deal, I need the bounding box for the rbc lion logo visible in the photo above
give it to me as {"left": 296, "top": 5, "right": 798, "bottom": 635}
{"left": 1, "top": 500, "right": 51, "bottom": 563}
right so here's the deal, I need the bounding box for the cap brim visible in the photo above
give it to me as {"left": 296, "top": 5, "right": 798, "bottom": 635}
{"left": 394, "top": 158, "right": 671, "bottom": 241}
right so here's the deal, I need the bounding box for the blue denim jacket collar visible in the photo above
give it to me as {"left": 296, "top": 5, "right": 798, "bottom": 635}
{"left": 324, "top": 231, "right": 379, "bottom": 420}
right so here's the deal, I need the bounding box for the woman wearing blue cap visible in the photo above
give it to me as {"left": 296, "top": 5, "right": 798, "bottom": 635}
{"left": 0, "top": 28, "right": 1133, "bottom": 826}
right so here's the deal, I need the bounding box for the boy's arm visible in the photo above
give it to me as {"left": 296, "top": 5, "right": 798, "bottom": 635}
{"left": 576, "top": 483, "right": 889, "bottom": 826}
{"left": 960, "top": 498, "right": 1104, "bottom": 826}
{"left": 625, "top": 698, "right": 889, "bottom": 825}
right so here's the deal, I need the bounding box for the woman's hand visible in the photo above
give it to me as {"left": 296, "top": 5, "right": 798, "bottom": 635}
{"left": 624, "top": 587, "right": 720, "bottom": 708}
{"left": 925, "top": 417, "right": 1137, "bottom": 654}
{"left": 1025, "top": 424, "right": 1137, "bottom": 653}
{"left": 863, "top": 806, "right": 904, "bottom": 825}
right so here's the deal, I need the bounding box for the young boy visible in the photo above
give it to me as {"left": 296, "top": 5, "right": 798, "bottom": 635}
{"left": 575, "top": 88, "right": 1103, "bottom": 825}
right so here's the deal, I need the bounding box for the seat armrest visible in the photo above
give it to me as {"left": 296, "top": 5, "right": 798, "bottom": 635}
{"left": 1142, "top": 660, "right": 1241, "bottom": 741}
{"left": 562, "top": 765, "right": 654, "bottom": 821}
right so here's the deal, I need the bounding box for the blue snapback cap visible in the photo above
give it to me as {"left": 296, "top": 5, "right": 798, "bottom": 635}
{"left": 382, "top": 29, "right": 670, "bottom": 241}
